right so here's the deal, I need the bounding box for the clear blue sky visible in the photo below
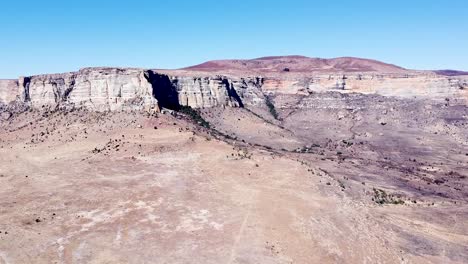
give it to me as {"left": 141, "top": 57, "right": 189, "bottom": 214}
{"left": 1, "top": 0, "right": 467, "bottom": 78}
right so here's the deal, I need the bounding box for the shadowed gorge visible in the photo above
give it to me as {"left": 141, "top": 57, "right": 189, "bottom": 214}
{"left": 222, "top": 78, "right": 244, "bottom": 108}
{"left": 145, "top": 71, "right": 180, "bottom": 110}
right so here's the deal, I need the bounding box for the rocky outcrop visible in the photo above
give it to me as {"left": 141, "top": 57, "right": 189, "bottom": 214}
{"left": 0, "top": 79, "right": 19, "bottom": 104}
{"left": 160, "top": 75, "right": 265, "bottom": 108}
{"left": 0, "top": 68, "right": 265, "bottom": 111}
{"left": 260, "top": 73, "right": 468, "bottom": 102}
{"left": 1, "top": 66, "right": 467, "bottom": 112}
{"left": 17, "top": 68, "right": 158, "bottom": 111}
{"left": 0, "top": 68, "right": 159, "bottom": 111}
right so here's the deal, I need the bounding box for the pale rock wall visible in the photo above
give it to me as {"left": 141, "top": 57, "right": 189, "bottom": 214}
{"left": 0, "top": 68, "right": 263, "bottom": 110}
{"left": 1, "top": 68, "right": 466, "bottom": 110}
{"left": 0, "top": 79, "right": 19, "bottom": 104}
{"left": 170, "top": 75, "right": 265, "bottom": 108}
{"left": 21, "top": 68, "right": 158, "bottom": 111}
{"left": 261, "top": 74, "right": 468, "bottom": 102}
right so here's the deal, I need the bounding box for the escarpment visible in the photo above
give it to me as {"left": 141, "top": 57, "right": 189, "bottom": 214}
{"left": 0, "top": 79, "right": 19, "bottom": 104}
{"left": 175, "top": 75, "right": 266, "bottom": 108}
{"left": 145, "top": 71, "right": 265, "bottom": 109}
{"left": 0, "top": 68, "right": 265, "bottom": 111}
{"left": 8, "top": 68, "right": 158, "bottom": 111}
{"left": 1, "top": 62, "right": 467, "bottom": 112}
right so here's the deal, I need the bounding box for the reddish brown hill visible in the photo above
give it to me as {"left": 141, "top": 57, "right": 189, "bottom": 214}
{"left": 434, "top": 70, "right": 468, "bottom": 76}
{"left": 182, "top": 55, "right": 408, "bottom": 74}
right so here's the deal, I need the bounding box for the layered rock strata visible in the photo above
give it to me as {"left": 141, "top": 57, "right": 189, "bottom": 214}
{"left": 0, "top": 67, "right": 467, "bottom": 110}
{"left": 0, "top": 68, "right": 265, "bottom": 111}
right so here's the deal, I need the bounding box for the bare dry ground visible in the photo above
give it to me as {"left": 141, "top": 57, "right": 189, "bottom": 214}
{"left": 0, "top": 96, "right": 467, "bottom": 263}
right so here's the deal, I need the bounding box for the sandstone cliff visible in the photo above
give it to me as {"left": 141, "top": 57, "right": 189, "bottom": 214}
{"left": 259, "top": 73, "right": 468, "bottom": 101}
{"left": 14, "top": 68, "right": 158, "bottom": 111}
{"left": 166, "top": 75, "right": 265, "bottom": 108}
{"left": 0, "top": 79, "right": 18, "bottom": 104}
{"left": 0, "top": 68, "right": 264, "bottom": 111}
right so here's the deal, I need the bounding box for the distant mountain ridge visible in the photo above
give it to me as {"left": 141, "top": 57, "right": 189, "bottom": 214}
{"left": 434, "top": 70, "right": 468, "bottom": 76}
{"left": 182, "top": 55, "right": 409, "bottom": 74}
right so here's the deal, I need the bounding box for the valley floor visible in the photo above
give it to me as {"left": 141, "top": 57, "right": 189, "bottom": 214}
{"left": 0, "top": 100, "right": 467, "bottom": 263}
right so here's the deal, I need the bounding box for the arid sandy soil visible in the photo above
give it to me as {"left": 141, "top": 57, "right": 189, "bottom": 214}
{"left": 0, "top": 95, "right": 467, "bottom": 263}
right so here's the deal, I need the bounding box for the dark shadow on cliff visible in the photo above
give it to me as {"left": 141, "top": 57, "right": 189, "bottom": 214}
{"left": 221, "top": 79, "right": 244, "bottom": 107}
{"left": 145, "top": 71, "right": 180, "bottom": 110}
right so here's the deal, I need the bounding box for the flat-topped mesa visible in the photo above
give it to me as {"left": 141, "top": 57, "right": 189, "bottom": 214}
{"left": 16, "top": 68, "right": 158, "bottom": 111}
{"left": 0, "top": 67, "right": 264, "bottom": 111}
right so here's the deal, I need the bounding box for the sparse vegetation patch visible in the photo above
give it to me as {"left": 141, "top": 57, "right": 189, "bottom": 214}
{"left": 372, "top": 188, "right": 405, "bottom": 205}
{"left": 265, "top": 96, "right": 279, "bottom": 120}
{"left": 178, "top": 105, "right": 210, "bottom": 128}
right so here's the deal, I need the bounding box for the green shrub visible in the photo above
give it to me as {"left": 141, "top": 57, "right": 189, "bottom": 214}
{"left": 178, "top": 106, "right": 210, "bottom": 128}
{"left": 372, "top": 188, "right": 405, "bottom": 205}
{"left": 265, "top": 96, "right": 278, "bottom": 120}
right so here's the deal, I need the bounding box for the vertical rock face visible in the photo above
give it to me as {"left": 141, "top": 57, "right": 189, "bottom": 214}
{"left": 158, "top": 75, "right": 265, "bottom": 109}
{"left": 172, "top": 76, "right": 240, "bottom": 108}
{"left": 18, "top": 76, "right": 31, "bottom": 102}
{"left": 0, "top": 79, "right": 19, "bottom": 104}
{"left": 1, "top": 66, "right": 467, "bottom": 111}
{"left": 75, "top": 68, "right": 159, "bottom": 111}
{"left": 0, "top": 68, "right": 263, "bottom": 111}
{"left": 259, "top": 74, "right": 468, "bottom": 102}
{"left": 24, "top": 68, "right": 159, "bottom": 111}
